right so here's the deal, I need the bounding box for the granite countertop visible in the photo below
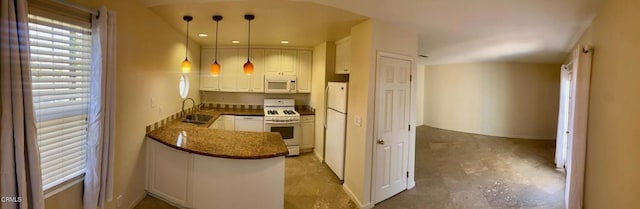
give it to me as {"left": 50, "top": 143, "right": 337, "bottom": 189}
{"left": 146, "top": 110, "right": 288, "bottom": 159}
{"left": 295, "top": 107, "right": 315, "bottom": 116}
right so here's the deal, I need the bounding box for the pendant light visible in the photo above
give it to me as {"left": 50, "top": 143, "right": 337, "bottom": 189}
{"left": 243, "top": 14, "right": 255, "bottom": 75}
{"left": 210, "top": 15, "right": 223, "bottom": 76}
{"left": 181, "top": 15, "right": 193, "bottom": 73}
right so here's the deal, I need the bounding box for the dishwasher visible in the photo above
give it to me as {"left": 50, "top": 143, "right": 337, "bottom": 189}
{"left": 233, "top": 116, "right": 264, "bottom": 132}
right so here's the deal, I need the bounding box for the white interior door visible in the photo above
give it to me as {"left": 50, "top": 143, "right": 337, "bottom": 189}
{"left": 555, "top": 65, "right": 573, "bottom": 169}
{"left": 373, "top": 54, "right": 411, "bottom": 204}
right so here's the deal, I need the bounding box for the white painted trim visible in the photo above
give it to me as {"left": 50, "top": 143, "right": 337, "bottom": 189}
{"left": 370, "top": 51, "right": 415, "bottom": 204}
{"left": 565, "top": 45, "right": 592, "bottom": 209}
{"left": 419, "top": 125, "right": 556, "bottom": 140}
{"left": 343, "top": 184, "right": 373, "bottom": 209}
{"left": 43, "top": 175, "right": 84, "bottom": 199}
{"left": 126, "top": 191, "right": 148, "bottom": 209}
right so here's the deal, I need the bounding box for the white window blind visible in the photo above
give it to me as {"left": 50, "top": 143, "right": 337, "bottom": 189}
{"left": 28, "top": 14, "right": 92, "bottom": 191}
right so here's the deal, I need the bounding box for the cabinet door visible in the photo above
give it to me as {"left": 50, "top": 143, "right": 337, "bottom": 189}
{"left": 335, "top": 37, "right": 350, "bottom": 74}
{"left": 147, "top": 139, "right": 193, "bottom": 207}
{"left": 265, "top": 49, "right": 281, "bottom": 75}
{"left": 300, "top": 116, "right": 315, "bottom": 149}
{"left": 200, "top": 49, "right": 219, "bottom": 91}
{"left": 296, "top": 50, "right": 312, "bottom": 93}
{"left": 221, "top": 115, "right": 235, "bottom": 131}
{"left": 236, "top": 49, "right": 251, "bottom": 92}
{"left": 250, "top": 49, "right": 265, "bottom": 92}
{"left": 219, "top": 49, "right": 238, "bottom": 91}
{"left": 280, "top": 49, "right": 297, "bottom": 75}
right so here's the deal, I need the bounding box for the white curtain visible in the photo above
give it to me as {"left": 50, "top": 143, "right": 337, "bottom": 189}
{"left": 0, "top": 0, "right": 45, "bottom": 208}
{"left": 84, "top": 6, "right": 117, "bottom": 209}
{"left": 565, "top": 45, "right": 593, "bottom": 209}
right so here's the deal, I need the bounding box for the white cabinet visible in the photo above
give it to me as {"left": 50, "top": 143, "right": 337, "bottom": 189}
{"left": 300, "top": 115, "right": 315, "bottom": 150}
{"left": 209, "top": 115, "right": 235, "bottom": 131}
{"left": 200, "top": 49, "right": 220, "bottom": 91}
{"left": 265, "top": 49, "right": 297, "bottom": 76}
{"left": 219, "top": 49, "right": 239, "bottom": 91}
{"left": 234, "top": 116, "right": 264, "bottom": 132}
{"left": 201, "top": 49, "right": 265, "bottom": 92}
{"left": 146, "top": 139, "right": 193, "bottom": 208}
{"left": 296, "top": 50, "right": 312, "bottom": 93}
{"left": 335, "top": 36, "right": 351, "bottom": 74}
{"left": 147, "top": 139, "right": 285, "bottom": 209}
{"left": 244, "top": 49, "right": 265, "bottom": 92}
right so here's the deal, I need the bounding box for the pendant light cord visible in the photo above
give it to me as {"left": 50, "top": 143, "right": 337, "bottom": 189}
{"left": 185, "top": 20, "right": 190, "bottom": 59}
{"left": 247, "top": 18, "right": 251, "bottom": 61}
{"left": 215, "top": 20, "right": 219, "bottom": 62}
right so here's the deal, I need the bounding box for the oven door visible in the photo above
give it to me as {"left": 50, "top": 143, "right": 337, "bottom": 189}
{"left": 264, "top": 122, "right": 300, "bottom": 146}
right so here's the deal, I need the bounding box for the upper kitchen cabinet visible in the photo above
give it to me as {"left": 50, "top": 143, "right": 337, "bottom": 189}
{"left": 201, "top": 47, "right": 311, "bottom": 93}
{"left": 265, "top": 49, "right": 297, "bottom": 76}
{"left": 296, "top": 50, "right": 312, "bottom": 93}
{"left": 244, "top": 49, "right": 265, "bottom": 92}
{"left": 200, "top": 48, "right": 265, "bottom": 92}
{"left": 335, "top": 36, "right": 351, "bottom": 74}
{"left": 219, "top": 49, "right": 240, "bottom": 91}
{"left": 200, "top": 49, "right": 220, "bottom": 91}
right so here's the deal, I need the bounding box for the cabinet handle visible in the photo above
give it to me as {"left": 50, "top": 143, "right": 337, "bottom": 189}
{"left": 343, "top": 69, "right": 348, "bottom": 71}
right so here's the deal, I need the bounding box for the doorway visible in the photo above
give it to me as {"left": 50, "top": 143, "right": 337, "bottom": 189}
{"left": 372, "top": 52, "right": 413, "bottom": 204}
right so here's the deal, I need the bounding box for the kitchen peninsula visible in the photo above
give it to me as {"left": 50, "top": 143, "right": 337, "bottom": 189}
{"left": 145, "top": 110, "right": 288, "bottom": 209}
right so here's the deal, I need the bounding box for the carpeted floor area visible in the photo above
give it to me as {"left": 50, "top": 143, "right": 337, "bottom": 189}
{"left": 135, "top": 126, "right": 565, "bottom": 209}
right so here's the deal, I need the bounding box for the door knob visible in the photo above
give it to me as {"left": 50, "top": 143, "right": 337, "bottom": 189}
{"left": 377, "top": 138, "right": 385, "bottom": 145}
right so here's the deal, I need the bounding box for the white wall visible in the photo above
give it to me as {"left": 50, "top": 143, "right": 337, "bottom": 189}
{"left": 43, "top": 0, "right": 201, "bottom": 208}
{"left": 423, "top": 62, "right": 560, "bottom": 139}
{"left": 310, "top": 42, "right": 328, "bottom": 160}
{"left": 416, "top": 66, "right": 425, "bottom": 126}
{"left": 573, "top": 0, "right": 640, "bottom": 208}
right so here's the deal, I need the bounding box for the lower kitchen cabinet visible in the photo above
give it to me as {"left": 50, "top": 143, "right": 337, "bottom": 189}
{"left": 209, "top": 115, "right": 235, "bottom": 130}
{"left": 300, "top": 115, "right": 315, "bottom": 151}
{"left": 146, "top": 139, "right": 285, "bottom": 209}
{"left": 146, "top": 139, "right": 194, "bottom": 208}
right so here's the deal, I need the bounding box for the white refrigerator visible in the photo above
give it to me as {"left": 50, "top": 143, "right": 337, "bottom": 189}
{"left": 325, "top": 82, "right": 348, "bottom": 180}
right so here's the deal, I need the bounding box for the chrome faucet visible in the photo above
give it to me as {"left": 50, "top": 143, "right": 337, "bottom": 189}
{"left": 181, "top": 97, "right": 196, "bottom": 118}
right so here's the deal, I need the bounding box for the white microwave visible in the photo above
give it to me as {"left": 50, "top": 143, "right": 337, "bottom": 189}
{"left": 265, "top": 75, "right": 297, "bottom": 93}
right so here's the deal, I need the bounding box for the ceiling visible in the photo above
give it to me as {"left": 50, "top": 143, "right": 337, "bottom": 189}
{"left": 141, "top": 0, "right": 603, "bottom": 65}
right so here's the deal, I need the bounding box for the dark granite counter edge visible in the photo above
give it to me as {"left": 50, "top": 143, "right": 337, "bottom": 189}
{"left": 146, "top": 135, "right": 288, "bottom": 159}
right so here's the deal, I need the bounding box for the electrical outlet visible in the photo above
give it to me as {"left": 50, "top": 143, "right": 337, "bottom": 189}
{"left": 116, "top": 195, "right": 122, "bottom": 209}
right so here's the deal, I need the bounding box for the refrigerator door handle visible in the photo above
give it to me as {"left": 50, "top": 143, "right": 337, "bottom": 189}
{"left": 324, "top": 85, "right": 329, "bottom": 129}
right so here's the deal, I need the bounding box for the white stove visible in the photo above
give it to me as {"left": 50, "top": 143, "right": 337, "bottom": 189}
{"left": 263, "top": 99, "right": 300, "bottom": 156}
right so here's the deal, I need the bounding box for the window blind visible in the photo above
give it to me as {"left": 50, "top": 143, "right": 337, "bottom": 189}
{"left": 28, "top": 14, "right": 92, "bottom": 191}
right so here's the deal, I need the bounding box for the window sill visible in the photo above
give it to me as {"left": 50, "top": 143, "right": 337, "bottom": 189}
{"left": 44, "top": 174, "right": 84, "bottom": 199}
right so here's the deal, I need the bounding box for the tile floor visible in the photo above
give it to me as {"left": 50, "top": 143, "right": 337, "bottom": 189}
{"left": 135, "top": 126, "right": 565, "bottom": 209}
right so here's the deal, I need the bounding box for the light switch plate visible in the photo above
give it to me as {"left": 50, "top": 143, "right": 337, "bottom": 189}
{"left": 150, "top": 97, "right": 157, "bottom": 108}
{"left": 354, "top": 115, "right": 362, "bottom": 127}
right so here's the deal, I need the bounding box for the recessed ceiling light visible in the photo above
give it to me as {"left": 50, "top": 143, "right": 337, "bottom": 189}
{"left": 198, "top": 33, "right": 208, "bottom": 37}
{"left": 231, "top": 40, "right": 240, "bottom": 44}
{"left": 280, "top": 40, "right": 289, "bottom": 44}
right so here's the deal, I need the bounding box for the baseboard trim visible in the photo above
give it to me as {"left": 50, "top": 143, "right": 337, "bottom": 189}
{"left": 126, "top": 191, "right": 147, "bottom": 209}
{"left": 408, "top": 180, "right": 416, "bottom": 189}
{"left": 420, "top": 125, "right": 556, "bottom": 140}
{"left": 313, "top": 150, "right": 324, "bottom": 162}
{"left": 342, "top": 184, "right": 373, "bottom": 209}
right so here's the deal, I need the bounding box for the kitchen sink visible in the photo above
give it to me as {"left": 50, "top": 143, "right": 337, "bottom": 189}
{"left": 182, "top": 114, "right": 213, "bottom": 124}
